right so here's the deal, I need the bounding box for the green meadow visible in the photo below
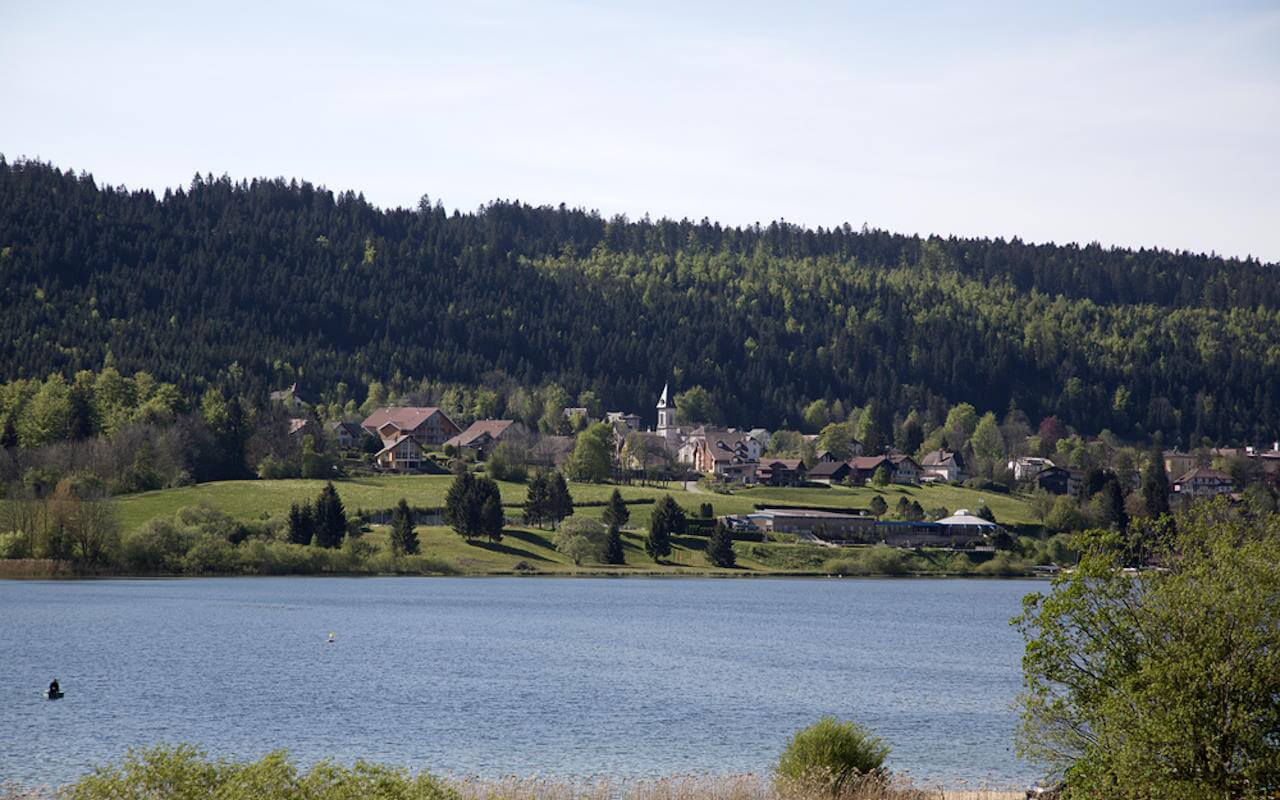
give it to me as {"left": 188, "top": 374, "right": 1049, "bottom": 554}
{"left": 113, "top": 475, "right": 1040, "bottom": 537}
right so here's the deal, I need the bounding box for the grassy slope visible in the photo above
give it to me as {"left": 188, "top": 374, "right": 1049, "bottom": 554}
{"left": 738, "top": 483, "right": 1039, "bottom": 527}
{"left": 114, "top": 476, "right": 1038, "bottom": 536}
{"left": 360, "top": 524, "right": 816, "bottom": 575}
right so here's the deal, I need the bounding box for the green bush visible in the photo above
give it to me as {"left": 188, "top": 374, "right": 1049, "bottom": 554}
{"left": 64, "top": 745, "right": 458, "bottom": 800}
{"left": 824, "top": 546, "right": 910, "bottom": 576}
{"left": 775, "top": 717, "right": 890, "bottom": 793}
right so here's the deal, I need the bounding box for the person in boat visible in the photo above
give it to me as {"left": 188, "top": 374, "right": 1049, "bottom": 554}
{"left": 48, "top": 678, "right": 59, "bottom": 696}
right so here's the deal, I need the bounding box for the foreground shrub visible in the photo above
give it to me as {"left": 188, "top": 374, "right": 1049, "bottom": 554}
{"left": 1015, "top": 500, "right": 1280, "bottom": 799}
{"left": 775, "top": 717, "right": 890, "bottom": 795}
{"left": 64, "top": 745, "right": 458, "bottom": 800}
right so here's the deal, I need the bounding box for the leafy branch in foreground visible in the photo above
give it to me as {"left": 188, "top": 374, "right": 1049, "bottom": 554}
{"left": 1014, "top": 499, "right": 1280, "bottom": 799}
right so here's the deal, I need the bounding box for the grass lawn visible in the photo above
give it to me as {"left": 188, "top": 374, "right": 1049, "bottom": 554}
{"left": 113, "top": 475, "right": 757, "bottom": 535}
{"left": 113, "top": 475, "right": 1039, "bottom": 538}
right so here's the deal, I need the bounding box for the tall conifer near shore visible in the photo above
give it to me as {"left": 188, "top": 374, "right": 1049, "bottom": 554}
{"left": 390, "top": 498, "right": 419, "bottom": 555}
{"left": 706, "top": 519, "right": 736, "bottom": 568}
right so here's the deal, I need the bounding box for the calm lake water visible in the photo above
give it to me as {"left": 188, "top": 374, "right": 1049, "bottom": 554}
{"left": 0, "top": 577, "right": 1043, "bottom": 788}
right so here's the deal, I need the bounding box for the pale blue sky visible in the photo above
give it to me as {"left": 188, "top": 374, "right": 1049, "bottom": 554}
{"left": 3, "top": 1, "right": 1278, "bottom": 261}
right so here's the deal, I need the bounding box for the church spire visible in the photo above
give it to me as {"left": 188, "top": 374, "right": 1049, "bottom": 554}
{"left": 657, "top": 382, "right": 674, "bottom": 435}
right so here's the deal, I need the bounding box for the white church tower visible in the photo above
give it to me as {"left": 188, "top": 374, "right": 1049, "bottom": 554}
{"left": 656, "top": 382, "right": 675, "bottom": 438}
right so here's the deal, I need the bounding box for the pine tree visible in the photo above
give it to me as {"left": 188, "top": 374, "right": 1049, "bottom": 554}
{"left": 869, "top": 495, "right": 887, "bottom": 518}
{"left": 706, "top": 519, "right": 736, "bottom": 568}
{"left": 602, "top": 488, "right": 630, "bottom": 529}
{"left": 479, "top": 491, "right": 504, "bottom": 543}
{"left": 312, "top": 482, "right": 347, "bottom": 548}
{"left": 604, "top": 523, "right": 625, "bottom": 565}
{"left": 287, "top": 501, "right": 314, "bottom": 545}
{"left": 895, "top": 496, "right": 910, "bottom": 519}
{"left": 445, "top": 470, "right": 480, "bottom": 539}
{"left": 1142, "top": 446, "right": 1170, "bottom": 518}
{"left": 646, "top": 494, "right": 684, "bottom": 561}
{"left": 390, "top": 498, "right": 419, "bottom": 555}
{"left": 1103, "top": 480, "right": 1129, "bottom": 533}
{"left": 547, "top": 471, "right": 574, "bottom": 528}
{"left": 523, "top": 472, "right": 549, "bottom": 528}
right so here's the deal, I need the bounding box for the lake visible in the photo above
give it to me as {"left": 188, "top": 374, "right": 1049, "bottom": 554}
{"left": 0, "top": 577, "right": 1043, "bottom": 788}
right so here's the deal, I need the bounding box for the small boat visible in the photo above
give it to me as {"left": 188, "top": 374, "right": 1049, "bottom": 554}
{"left": 43, "top": 689, "right": 64, "bottom": 700}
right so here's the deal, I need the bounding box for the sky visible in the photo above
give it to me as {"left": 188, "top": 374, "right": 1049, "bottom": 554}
{"left": 3, "top": 0, "right": 1278, "bottom": 262}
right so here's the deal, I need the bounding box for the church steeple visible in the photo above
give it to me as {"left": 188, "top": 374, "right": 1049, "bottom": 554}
{"left": 656, "top": 383, "right": 674, "bottom": 434}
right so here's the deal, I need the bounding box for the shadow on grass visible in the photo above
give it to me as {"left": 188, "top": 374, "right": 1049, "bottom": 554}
{"left": 504, "top": 529, "right": 558, "bottom": 551}
{"left": 468, "top": 533, "right": 555, "bottom": 562}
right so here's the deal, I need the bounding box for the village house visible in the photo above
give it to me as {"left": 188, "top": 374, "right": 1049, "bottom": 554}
{"left": 1035, "top": 465, "right": 1083, "bottom": 496}
{"left": 888, "top": 454, "right": 921, "bottom": 484}
{"left": 444, "top": 419, "right": 526, "bottom": 460}
{"left": 327, "top": 420, "right": 366, "bottom": 450}
{"left": 605, "top": 411, "right": 641, "bottom": 431}
{"left": 1008, "top": 456, "right": 1054, "bottom": 481}
{"left": 375, "top": 435, "right": 425, "bottom": 472}
{"left": 1173, "top": 467, "right": 1235, "bottom": 499}
{"left": 747, "top": 428, "right": 773, "bottom": 450}
{"left": 361, "top": 407, "right": 460, "bottom": 449}
{"left": 1162, "top": 450, "right": 1198, "bottom": 481}
{"left": 807, "top": 460, "right": 854, "bottom": 485}
{"left": 920, "top": 449, "right": 966, "bottom": 482}
{"left": 288, "top": 417, "right": 319, "bottom": 442}
{"left": 756, "top": 458, "right": 807, "bottom": 487}
{"left": 692, "top": 431, "right": 761, "bottom": 483}
{"left": 849, "top": 455, "right": 892, "bottom": 483}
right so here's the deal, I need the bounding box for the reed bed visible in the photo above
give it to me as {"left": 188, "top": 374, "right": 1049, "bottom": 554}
{"left": 2, "top": 768, "right": 1024, "bottom": 800}
{"left": 447, "top": 774, "right": 1023, "bottom": 800}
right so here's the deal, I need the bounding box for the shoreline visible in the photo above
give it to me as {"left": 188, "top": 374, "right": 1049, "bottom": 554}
{"left": 0, "top": 563, "right": 1051, "bottom": 581}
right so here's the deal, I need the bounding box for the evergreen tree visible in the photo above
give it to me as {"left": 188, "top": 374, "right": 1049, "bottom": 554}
{"left": 389, "top": 498, "right": 419, "bottom": 555}
{"left": 523, "top": 472, "right": 550, "bottom": 528}
{"left": 478, "top": 481, "right": 505, "bottom": 542}
{"left": 646, "top": 494, "right": 685, "bottom": 561}
{"left": 602, "top": 488, "right": 630, "bottom": 529}
{"left": 547, "top": 471, "right": 574, "bottom": 528}
{"left": 706, "top": 519, "right": 736, "bottom": 568}
{"left": 869, "top": 495, "right": 887, "bottom": 518}
{"left": 312, "top": 482, "right": 347, "bottom": 548}
{"left": 1102, "top": 480, "right": 1129, "bottom": 534}
{"left": 1142, "top": 446, "right": 1170, "bottom": 517}
{"left": 444, "top": 470, "right": 480, "bottom": 539}
{"left": 287, "top": 501, "right": 314, "bottom": 545}
{"left": 445, "top": 471, "right": 504, "bottom": 541}
{"left": 895, "top": 496, "right": 911, "bottom": 519}
{"left": 908, "top": 500, "right": 926, "bottom": 522}
{"left": 604, "top": 523, "right": 625, "bottom": 565}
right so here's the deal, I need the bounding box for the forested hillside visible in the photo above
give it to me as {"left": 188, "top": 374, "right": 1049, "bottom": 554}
{"left": 1, "top": 157, "right": 1277, "bottom": 444}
